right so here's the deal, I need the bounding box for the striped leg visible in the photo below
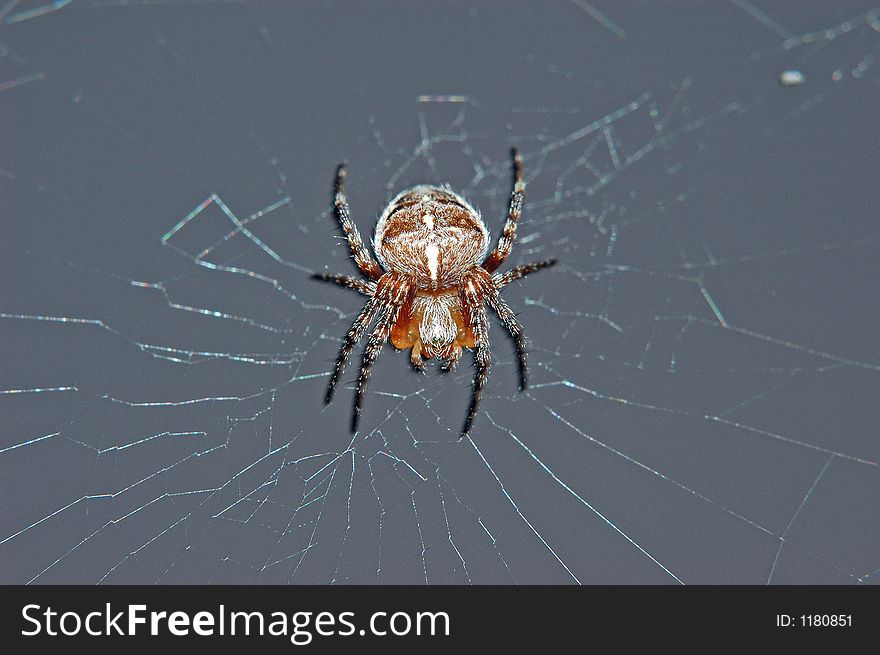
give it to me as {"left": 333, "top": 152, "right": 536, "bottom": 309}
{"left": 325, "top": 295, "right": 380, "bottom": 404}
{"left": 312, "top": 272, "right": 376, "bottom": 296}
{"left": 483, "top": 286, "right": 528, "bottom": 391}
{"left": 351, "top": 279, "right": 412, "bottom": 432}
{"left": 460, "top": 279, "right": 492, "bottom": 435}
{"left": 333, "top": 164, "right": 383, "bottom": 280}
{"left": 352, "top": 305, "right": 400, "bottom": 431}
{"left": 482, "top": 148, "right": 525, "bottom": 273}
{"left": 493, "top": 259, "right": 556, "bottom": 288}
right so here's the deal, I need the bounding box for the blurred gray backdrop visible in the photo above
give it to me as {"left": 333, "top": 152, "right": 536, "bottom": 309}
{"left": 1, "top": 0, "right": 879, "bottom": 584}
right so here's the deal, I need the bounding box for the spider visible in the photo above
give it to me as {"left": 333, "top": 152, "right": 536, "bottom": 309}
{"left": 315, "top": 148, "right": 555, "bottom": 435}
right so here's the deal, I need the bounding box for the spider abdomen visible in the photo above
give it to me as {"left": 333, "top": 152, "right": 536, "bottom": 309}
{"left": 374, "top": 186, "right": 489, "bottom": 290}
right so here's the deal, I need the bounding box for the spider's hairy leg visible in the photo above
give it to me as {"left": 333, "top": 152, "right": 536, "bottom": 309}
{"left": 441, "top": 346, "right": 463, "bottom": 371}
{"left": 410, "top": 341, "right": 425, "bottom": 371}
{"left": 485, "top": 283, "right": 529, "bottom": 391}
{"left": 482, "top": 148, "right": 525, "bottom": 273}
{"left": 493, "top": 259, "right": 556, "bottom": 288}
{"left": 333, "top": 163, "right": 383, "bottom": 281}
{"left": 469, "top": 267, "right": 529, "bottom": 390}
{"left": 352, "top": 279, "right": 412, "bottom": 432}
{"left": 460, "top": 278, "right": 491, "bottom": 435}
{"left": 312, "top": 272, "right": 376, "bottom": 296}
{"left": 325, "top": 294, "right": 380, "bottom": 405}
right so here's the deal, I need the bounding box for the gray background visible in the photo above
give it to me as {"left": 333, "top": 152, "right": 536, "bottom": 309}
{"left": 1, "top": 0, "right": 879, "bottom": 584}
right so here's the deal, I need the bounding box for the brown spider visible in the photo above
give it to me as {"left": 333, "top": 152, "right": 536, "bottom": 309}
{"left": 315, "top": 148, "right": 555, "bottom": 435}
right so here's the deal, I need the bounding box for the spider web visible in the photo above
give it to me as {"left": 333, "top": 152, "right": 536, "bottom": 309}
{"left": 2, "top": 0, "right": 879, "bottom": 584}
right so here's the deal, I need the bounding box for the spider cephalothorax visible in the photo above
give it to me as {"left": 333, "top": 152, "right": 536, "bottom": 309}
{"left": 315, "top": 149, "right": 555, "bottom": 434}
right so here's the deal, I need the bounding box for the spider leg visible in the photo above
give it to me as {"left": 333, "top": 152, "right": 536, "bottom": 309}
{"left": 492, "top": 259, "right": 556, "bottom": 288}
{"left": 461, "top": 282, "right": 491, "bottom": 435}
{"left": 410, "top": 342, "right": 425, "bottom": 371}
{"left": 483, "top": 285, "right": 529, "bottom": 391}
{"left": 325, "top": 295, "right": 380, "bottom": 404}
{"left": 312, "top": 272, "right": 376, "bottom": 296}
{"left": 352, "top": 280, "right": 411, "bottom": 432}
{"left": 333, "top": 164, "right": 383, "bottom": 280}
{"left": 482, "top": 148, "right": 525, "bottom": 273}
{"left": 469, "top": 267, "right": 529, "bottom": 390}
{"left": 441, "top": 346, "right": 463, "bottom": 371}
